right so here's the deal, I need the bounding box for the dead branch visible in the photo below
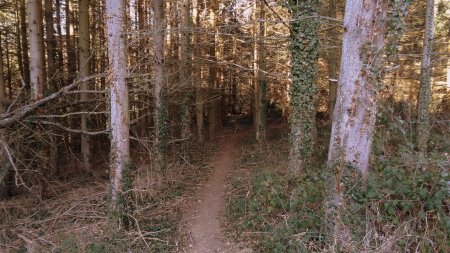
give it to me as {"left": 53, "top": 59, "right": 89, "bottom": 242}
{"left": 0, "top": 74, "right": 105, "bottom": 128}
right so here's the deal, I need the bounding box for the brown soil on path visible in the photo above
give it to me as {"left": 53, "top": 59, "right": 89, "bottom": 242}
{"left": 180, "top": 130, "right": 251, "bottom": 253}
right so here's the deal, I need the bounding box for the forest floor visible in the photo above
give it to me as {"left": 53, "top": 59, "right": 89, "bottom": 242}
{"left": 179, "top": 124, "right": 253, "bottom": 253}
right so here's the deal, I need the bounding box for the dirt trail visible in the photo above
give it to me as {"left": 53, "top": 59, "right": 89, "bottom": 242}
{"left": 182, "top": 131, "right": 248, "bottom": 253}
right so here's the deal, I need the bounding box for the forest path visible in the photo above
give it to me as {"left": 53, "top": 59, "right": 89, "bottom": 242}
{"left": 181, "top": 126, "right": 250, "bottom": 253}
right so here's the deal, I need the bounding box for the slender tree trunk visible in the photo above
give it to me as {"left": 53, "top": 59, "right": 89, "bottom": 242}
{"left": 5, "top": 34, "right": 12, "bottom": 98}
{"left": 66, "top": 0, "right": 76, "bottom": 84}
{"left": 180, "top": 0, "right": 193, "bottom": 147}
{"left": 0, "top": 34, "right": 7, "bottom": 199}
{"left": 20, "top": 0, "right": 30, "bottom": 86}
{"left": 327, "top": 0, "right": 339, "bottom": 119}
{"left": 153, "top": 0, "right": 168, "bottom": 172}
{"left": 137, "top": 0, "right": 148, "bottom": 137}
{"left": 326, "top": 0, "right": 387, "bottom": 249}
{"left": 14, "top": 0, "right": 24, "bottom": 86}
{"left": 55, "top": 0, "right": 64, "bottom": 88}
{"left": 45, "top": 0, "right": 57, "bottom": 91}
{"left": 79, "top": 0, "right": 91, "bottom": 172}
{"left": 193, "top": 0, "right": 204, "bottom": 143}
{"left": 0, "top": 35, "right": 5, "bottom": 106}
{"left": 28, "top": 0, "right": 45, "bottom": 101}
{"left": 288, "top": 1, "right": 319, "bottom": 174}
{"left": 106, "top": 0, "right": 131, "bottom": 230}
{"left": 417, "top": 0, "right": 436, "bottom": 157}
{"left": 255, "top": 0, "right": 267, "bottom": 142}
{"left": 208, "top": 1, "right": 219, "bottom": 139}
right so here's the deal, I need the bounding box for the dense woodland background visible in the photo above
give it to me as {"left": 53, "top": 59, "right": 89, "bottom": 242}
{"left": 0, "top": 0, "right": 449, "bottom": 252}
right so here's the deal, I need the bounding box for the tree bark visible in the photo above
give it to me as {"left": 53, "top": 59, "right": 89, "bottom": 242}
{"left": 55, "top": 0, "right": 64, "bottom": 88}
{"left": 153, "top": 0, "right": 168, "bottom": 172}
{"left": 288, "top": 0, "right": 319, "bottom": 174}
{"left": 106, "top": 0, "right": 131, "bottom": 229}
{"left": 20, "top": 0, "right": 30, "bottom": 86}
{"left": 66, "top": 0, "right": 76, "bottom": 84}
{"left": 193, "top": 0, "right": 204, "bottom": 143}
{"left": 326, "top": 0, "right": 387, "bottom": 249}
{"left": 0, "top": 35, "right": 5, "bottom": 108}
{"left": 327, "top": 0, "right": 339, "bottom": 119}
{"left": 44, "top": 0, "right": 57, "bottom": 91}
{"left": 79, "top": 0, "right": 91, "bottom": 172}
{"left": 255, "top": 0, "right": 267, "bottom": 142}
{"left": 28, "top": 0, "right": 45, "bottom": 101}
{"left": 207, "top": 1, "right": 219, "bottom": 139}
{"left": 417, "top": 0, "right": 435, "bottom": 157}
{"left": 180, "top": 0, "right": 193, "bottom": 147}
{"left": 0, "top": 34, "right": 6, "bottom": 200}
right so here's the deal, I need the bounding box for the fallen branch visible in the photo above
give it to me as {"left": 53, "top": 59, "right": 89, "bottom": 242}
{"left": 0, "top": 73, "right": 105, "bottom": 128}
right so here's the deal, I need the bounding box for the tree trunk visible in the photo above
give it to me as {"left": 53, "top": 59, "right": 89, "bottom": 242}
{"left": 28, "top": 0, "right": 45, "bottom": 101}
{"left": 106, "top": 0, "right": 131, "bottom": 230}
{"left": 288, "top": 1, "right": 319, "bottom": 174}
{"left": 55, "top": 0, "right": 64, "bottom": 88}
{"left": 0, "top": 34, "right": 7, "bottom": 200}
{"left": 20, "top": 0, "right": 30, "bottom": 86}
{"left": 0, "top": 35, "right": 5, "bottom": 107}
{"left": 180, "top": 0, "right": 193, "bottom": 148}
{"left": 417, "top": 0, "right": 435, "bottom": 157}
{"left": 44, "top": 0, "right": 57, "bottom": 92}
{"left": 207, "top": 1, "right": 219, "bottom": 139}
{"left": 255, "top": 0, "right": 267, "bottom": 142}
{"left": 326, "top": 0, "right": 387, "bottom": 249}
{"left": 153, "top": 0, "right": 168, "bottom": 172}
{"left": 193, "top": 0, "right": 204, "bottom": 143}
{"left": 66, "top": 0, "right": 76, "bottom": 84}
{"left": 327, "top": 0, "right": 339, "bottom": 119}
{"left": 79, "top": 0, "right": 91, "bottom": 172}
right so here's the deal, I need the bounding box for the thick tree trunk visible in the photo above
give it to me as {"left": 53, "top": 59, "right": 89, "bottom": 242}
{"left": 106, "top": 0, "right": 131, "bottom": 229}
{"left": 327, "top": 0, "right": 339, "bottom": 119}
{"left": 326, "top": 0, "right": 387, "bottom": 249}
{"left": 79, "top": 0, "right": 91, "bottom": 172}
{"left": 255, "top": 0, "right": 267, "bottom": 142}
{"left": 417, "top": 0, "right": 435, "bottom": 157}
{"left": 28, "top": 0, "right": 45, "bottom": 101}
{"left": 193, "top": 0, "right": 204, "bottom": 143}
{"left": 153, "top": 0, "right": 168, "bottom": 172}
{"left": 288, "top": 1, "right": 319, "bottom": 174}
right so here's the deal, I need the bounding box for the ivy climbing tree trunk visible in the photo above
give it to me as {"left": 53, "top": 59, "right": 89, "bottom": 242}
{"left": 153, "top": 0, "right": 168, "bottom": 172}
{"left": 79, "top": 0, "right": 91, "bottom": 172}
{"left": 255, "top": 0, "right": 267, "bottom": 142}
{"left": 288, "top": 0, "right": 319, "bottom": 174}
{"left": 417, "top": 0, "right": 436, "bottom": 157}
{"left": 106, "top": 0, "right": 131, "bottom": 230}
{"left": 325, "top": 0, "right": 387, "bottom": 249}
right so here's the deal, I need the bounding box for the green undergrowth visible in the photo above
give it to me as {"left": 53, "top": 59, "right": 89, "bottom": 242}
{"left": 226, "top": 125, "right": 449, "bottom": 252}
